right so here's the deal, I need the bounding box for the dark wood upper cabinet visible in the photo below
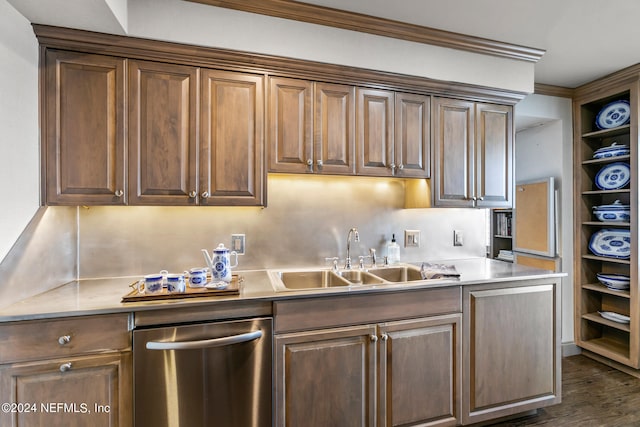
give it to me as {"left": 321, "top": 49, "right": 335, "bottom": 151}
{"left": 474, "top": 103, "right": 513, "bottom": 208}
{"left": 200, "top": 70, "right": 265, "bottom": 206}
{"left": 395, "top": 92, "right": 431, "bottom": 178}
{"left": 44, "top": 50, "right": 126, "bottom": 205}
{"left": 268, "top": 77, "right": 313, "bottom": 173}
{"left": 356, "top": 88, "right": 395, "bottom": 176}
{"left": 432, "top": 97, "right": 512, "bottom": 208}
{"left": 128, "top": 60, "right": 198, "bottom": 205}
{"left": 314, "top": 82, "right": 356, "bottom": 175}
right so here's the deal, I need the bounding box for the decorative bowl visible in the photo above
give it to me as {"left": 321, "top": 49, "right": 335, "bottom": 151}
{"left": 596, "top": 272, "right": 631, "bottom": 290}
{"left": 592, "top": 200, "right": 630, "bottom": 222}
{"left": 595, "top": 100, "right": 631, "bottom": 129}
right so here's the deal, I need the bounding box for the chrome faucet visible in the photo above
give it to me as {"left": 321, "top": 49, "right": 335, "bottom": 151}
{"left": 345, "top": 227, "right": 360, "bottom": 269}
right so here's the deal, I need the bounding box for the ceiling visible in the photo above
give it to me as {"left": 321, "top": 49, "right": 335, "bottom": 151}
{"left": 288, "top": 0, "right": 640, "bottom": 89}
{"left": 9, "top": 0, "right": 640, "bottom": 89}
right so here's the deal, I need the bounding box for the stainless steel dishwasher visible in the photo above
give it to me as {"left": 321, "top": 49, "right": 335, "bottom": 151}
{"left": 133, "top": 317, "right": 272, "bottom": 427}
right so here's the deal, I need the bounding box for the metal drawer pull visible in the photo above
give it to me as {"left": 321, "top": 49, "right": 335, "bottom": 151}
{"left": 380, "top": 333, "right": 389, "bottom": 341}
{"left": 59, "top": 363, "right": 72, "bottom": 372}
{"left": 58, "top": 335, "right": 71, "bottom": 345}
{"left": 370, "top": 334, "right": 378, "bottom": 342}
{"left": 146, "top": 330, "right": 262, "bottom": 351}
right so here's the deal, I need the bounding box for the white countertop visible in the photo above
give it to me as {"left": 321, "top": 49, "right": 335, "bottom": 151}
{"left": 0, "top": 258, "right": 565, "bottom": 322}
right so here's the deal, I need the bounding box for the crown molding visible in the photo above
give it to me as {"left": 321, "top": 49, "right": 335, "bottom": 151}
{"left": 534, "top": 83, "right": 574, "bottom": 98}
{"left": 188, "top": 0, "right": 545, "bottom": 63}
{"left": 33, "top": 24, "right": 528, "bottom": 104}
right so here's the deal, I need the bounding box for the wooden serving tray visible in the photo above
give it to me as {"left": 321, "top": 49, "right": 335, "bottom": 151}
{"left": 122, "top": 275, "right": 241, "bottom": 302}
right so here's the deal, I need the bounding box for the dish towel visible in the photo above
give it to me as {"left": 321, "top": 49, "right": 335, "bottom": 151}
{"left": 420, "top": 262, "right": 460, "bottom": 280}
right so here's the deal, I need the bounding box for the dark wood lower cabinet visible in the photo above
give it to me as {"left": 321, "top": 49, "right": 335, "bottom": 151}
{"left": 463, "top": 280, "right": 561, "bottom": 425}
{"left": 274, "top": 314, "right": 461, "bottom": 427}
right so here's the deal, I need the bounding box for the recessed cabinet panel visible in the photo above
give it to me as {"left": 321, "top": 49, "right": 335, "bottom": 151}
{"left": 200, "top": 70, "right": 264, "bottom": 206}
{"left": 44, "top": 50, "right": 126, "bottom": 205}
{"left": 433, "top": 98, "right": 474, "bottom": 206}
{"left": 275, "top": 325, "right": 376, "bottom": 427}
{"left": 0, "top": 353, "right": 131, "bottom": 427}
{"left": 357, "top": 88, "right": 394, "bottom": 176}
{"left": 463, "top": 283, "right": 560, "bottom": 424}
{"left": 379, "top": 315, "right": 461, "bottom": 427}
{"left": 475, "top": 104, "right": 513, "bottom": 207}
{"left": 128, "top": 60, "right": 198, "bottom": 205}
{"left": 268, "top": 77, "right": 313, "bottom": 173}
{"left": 315, "top": 83, "right": 355, "bottom": 175}
{"left": 395, "top": 93, "right": 430, "bottom": 178}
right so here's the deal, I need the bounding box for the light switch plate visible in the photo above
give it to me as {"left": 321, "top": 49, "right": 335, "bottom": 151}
{"left": 231, "top": 234, "right": 245, "bottom": 255}
{"left": 453, "top": 230, "right": 463, "bottom": 246}
{"left": 404, "top": 230, "right": 420, "bottom": 248}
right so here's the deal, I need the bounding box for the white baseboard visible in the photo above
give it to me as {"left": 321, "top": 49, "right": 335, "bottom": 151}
{"left": 561, "top": 342, "right": 581, "bottom": 357}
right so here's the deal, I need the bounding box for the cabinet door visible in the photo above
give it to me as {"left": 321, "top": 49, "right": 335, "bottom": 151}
{"left": 274, "top": 324, "right": 377, "bottom": 427}
{"left": 475, "top": 103, "right": 513, "bottom": 208}
{"left": 128, "top": 60, "right": 198, "bottom": 205}
{"left": 357, "top": 88, "right": 394, "bottom": 176}
{"left": 314, "top": 82, "right": 355, "bottom": 175}
{"left": 200, "top": 70, "right": 265, "bottom": 205}
{"left": 395, "top": 92, "right": 430, "bottom": 178}
{"left": 432, "top": 97, "right": 475, "bottom": 207}
{"left": 379, "top": 315, "right": 461, "bottom": 427}
{"left": 268, "top": 77, "right": 313, "bottom": 173}
{"left": 463, "top": 282, "right": 561, "bottom": 425}
{"left": 44, "top": 50, "right": 125, "bottom": 205}
{"left": 0, "top": 352, "right": 132, "bottom": 427}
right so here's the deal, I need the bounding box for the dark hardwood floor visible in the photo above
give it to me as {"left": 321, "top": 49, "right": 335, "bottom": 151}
{"left": 488, "top": 354, "right": 640, "bottom": 427}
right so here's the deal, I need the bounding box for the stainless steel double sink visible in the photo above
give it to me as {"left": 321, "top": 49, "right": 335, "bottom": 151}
{"left": 268, "top": 264, "right": 435, "bottom": 292}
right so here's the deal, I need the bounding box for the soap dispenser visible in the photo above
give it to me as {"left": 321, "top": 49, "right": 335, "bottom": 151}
{"left": 387, "top": 234, "right": 400, "bottom": 265}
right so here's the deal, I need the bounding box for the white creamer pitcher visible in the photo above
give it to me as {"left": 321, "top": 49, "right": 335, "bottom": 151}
{"left": 202, "top": 243, "right": 238, "bottom": 285}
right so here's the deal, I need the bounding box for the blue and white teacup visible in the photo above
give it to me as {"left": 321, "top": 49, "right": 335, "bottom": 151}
{"left": 166, "top": 273, "right": 186, "bottom": 293}
{"left": 186, "top": 268, "right": 208, "bottom": 288}
{"left": 143, "top": 273, "right": 163, "bottom": 294}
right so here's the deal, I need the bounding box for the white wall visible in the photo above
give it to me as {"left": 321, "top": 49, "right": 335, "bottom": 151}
{"left": 127, "top": 0, "right": 534, "bottom": 93}
{"left": 515, "top": 93, "right": 574, "bottom": 344}
{"left": 0, "top": 0, "right": 39, "bottom": 262}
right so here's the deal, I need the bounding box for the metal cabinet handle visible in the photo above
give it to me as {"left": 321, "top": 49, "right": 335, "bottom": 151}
{"left": 58, "top": 335, "right": 71, "bottom": 346}
{"left": 59, "top": 363, "right": 72, "bottom": 372}
{"left": 380, "top": 333, "right": 389, "bottom": 341}
{"left": 146, "top": 330, "right": 262, "bottom": 351}
{"left": 114, "top": 189, "right": 124, "bottom": 197}
{"left": 306, "top": 158, "right": 313, "bottom": 172}
{"left": 201, "top": 191, "right": 210, "bottom": 199}
{"left": 316, "top": 159, "right": 323, "bottom": 168}
{"left": 188, "top": 190, "right": 197, "bottom": 198}
{"left": 398, "top": 164, "right": 404, "bottom": 170}
{"left": 370, "top": 334, "right": 378, "bottom": 342}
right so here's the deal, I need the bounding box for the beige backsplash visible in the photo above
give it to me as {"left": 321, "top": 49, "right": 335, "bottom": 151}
{"left": 79, "top": 175, "right": 488, "bottom": 278}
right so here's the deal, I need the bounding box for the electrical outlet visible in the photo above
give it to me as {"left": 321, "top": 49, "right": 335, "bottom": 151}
{"left": 231, "top": 234, "right": 245, "bottom": 255}
{"left": 404, "top": 230, "right": 420, "bottom": 248}
{"left": 453, "top": 230, "right": 463, "bottom": 246}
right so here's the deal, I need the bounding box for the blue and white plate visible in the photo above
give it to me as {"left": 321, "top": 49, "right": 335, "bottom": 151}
{"left": 593, "top": 142, "right": 630, "bottom": 159}
{"left": 589, "top": 229, "right": 631, "bottom": 259}
{"left": 595, "top": 162, "right": 630, "bottom": 190}
{"left": 596, "top": 100, "right": 631, "bottom": 129}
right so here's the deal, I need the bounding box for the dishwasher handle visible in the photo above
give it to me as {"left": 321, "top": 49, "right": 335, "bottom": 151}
{"left": 146, "top": 330, "right": 263, "bottom": 351}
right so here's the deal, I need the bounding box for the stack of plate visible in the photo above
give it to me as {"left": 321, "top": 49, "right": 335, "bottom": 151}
{"left": 595, "top": 100, "right": 631, "bottom": 129}
{"left": 593, "top": 142, "right": 630, "bottom": 159}
{"left": 592, "top": 200, "right": 630, "bottom": 222}
{"left": 596, "top": 272, "right": 631, "bottom": 290}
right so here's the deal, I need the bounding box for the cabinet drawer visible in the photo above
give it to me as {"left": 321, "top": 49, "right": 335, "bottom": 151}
{"left": 0, "top": 313, "right": 131, "bottom": 363}
{"left": 275, "top": 286, "right": 461, "bottom": 333}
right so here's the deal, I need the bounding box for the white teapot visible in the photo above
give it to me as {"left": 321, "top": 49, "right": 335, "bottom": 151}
{"left": 202, "top": 243, "right": 238, "bottom": 286}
